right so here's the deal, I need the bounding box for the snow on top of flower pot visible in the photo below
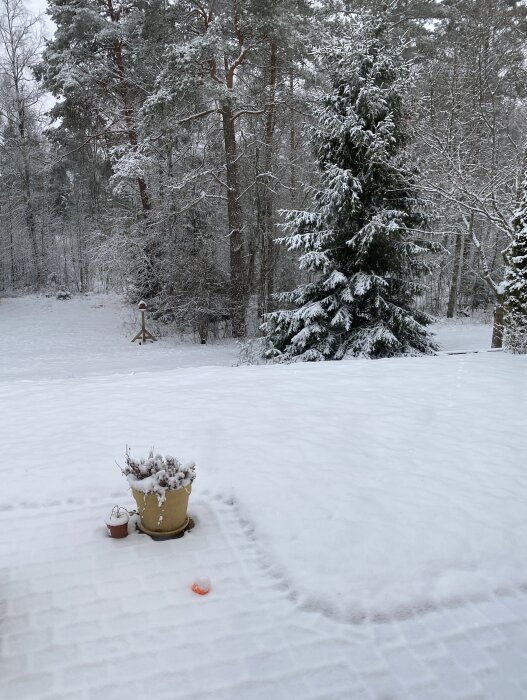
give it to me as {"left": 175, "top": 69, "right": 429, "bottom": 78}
{"left": 123, "top": 451, "right": 196, "bottom": 503}
{"left": 105, "top": 506, "right": 130, "bottom": 526}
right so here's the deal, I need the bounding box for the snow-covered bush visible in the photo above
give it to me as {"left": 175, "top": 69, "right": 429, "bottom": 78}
{"left": 123, "top": 450, "right": 196, "bottom": 499}
{"left": 234, "top": 338, "right": 287, "bottom": 366}
{"left": 504, "top": 178, "right": 527, "bottom": 354}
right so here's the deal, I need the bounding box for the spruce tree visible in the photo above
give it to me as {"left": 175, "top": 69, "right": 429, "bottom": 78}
{"left": 262, "top": 20, "right": 437, "bottom": 361}
{"left": 504, "top": 178, "right": 527, "bottom": 353}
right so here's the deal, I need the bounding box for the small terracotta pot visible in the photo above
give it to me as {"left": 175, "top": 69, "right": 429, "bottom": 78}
{"left": 105, "top": 506, "right": 130, "bottom": 539}
{"left": 107, "top": 521, "right": 129, "bottom": 539}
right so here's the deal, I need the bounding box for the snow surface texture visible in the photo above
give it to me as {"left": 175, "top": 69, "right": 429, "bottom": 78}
{"left": 1, "top": 294, "right": 238, "bottom": 381}
{"left": 432, "top": 317, "right": 493, "bottom": 353}
{"left": 1, "top": 295, "right": 526, "bottom": 699}
{"left": 2, "top": 496, "right": 527, "bottom": 700}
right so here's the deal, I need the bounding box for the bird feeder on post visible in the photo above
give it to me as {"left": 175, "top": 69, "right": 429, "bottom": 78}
{"left": 132, "top": 300, "right": 157, "bottom": 343}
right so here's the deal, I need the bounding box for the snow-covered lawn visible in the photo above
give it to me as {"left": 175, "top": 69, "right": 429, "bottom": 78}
{"left": 1, "top": 294, "right": 238, "bottom": 381}
{"left": 431, "top": 317, "right": 494, "bottom": 353}
{"left": 1, "top": 295, "right": 526, "bottom": 699}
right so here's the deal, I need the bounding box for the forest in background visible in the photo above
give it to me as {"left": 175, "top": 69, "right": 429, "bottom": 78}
{"left": 1, "top": 0, "right": 526, "bottom": 345}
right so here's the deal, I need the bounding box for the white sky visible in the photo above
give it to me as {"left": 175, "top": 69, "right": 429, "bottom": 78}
{"left": 28, "top": 0, "right": 47, "bottom": 15}
{"left": 27, "top": 0, "right": 55, "bottom": 35}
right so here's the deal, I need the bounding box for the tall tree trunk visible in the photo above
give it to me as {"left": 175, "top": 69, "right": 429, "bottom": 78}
{"left": 107, "top": 0, "right": 150, "bottom": 212}
{"left": 221, "top": 99, "right": 247, "bottom": 336}
{"left": 14, "top": 82, "right": 41, "bottom": 285}
{"left": 461, "top": 222, "right": 473, "bottom": 309}
{"left": 289, "top": 56, "right": 297, "bottom": 205}
{"left": 492, "top": 293, "right": 505, "bottom": 348}
{"left": 258, "top": 42, "right": 278, "bottom": 319}
{"left": 21, "top": 155, "right": 40, "bottom": 284}
{"left": 471, "top": 224, "right": 505, "bottom": 349}
{"left": 113, "top": 39, "right": 151, "bottom": 212}
{"left": 9, "top": 220, "right": 15, "bottom": 287}
{"left": 447, "top": 232, "right": 464, "bottom": 318}
{"left": 447, "top": 213, "right": 473, "bottom": 317}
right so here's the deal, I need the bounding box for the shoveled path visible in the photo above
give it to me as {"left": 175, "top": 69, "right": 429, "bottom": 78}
{"left": 1, "top": 496, "right": 526, "bottom": 700}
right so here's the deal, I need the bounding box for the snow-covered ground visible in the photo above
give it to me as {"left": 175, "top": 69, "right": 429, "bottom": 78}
{"left": 431, "top": 317, "right": 494, "bottom": 353}
{"left": 1, "top": 294, "right": 238, "bottom": 381}
{"left": 1, "top": 295, "right": 526, "bottom": 699}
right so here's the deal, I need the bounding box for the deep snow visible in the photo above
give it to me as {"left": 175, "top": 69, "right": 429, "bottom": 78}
{"left": 1, "top": 294, "right": 237, "bottom": 381}
{"left": 1, "top": 294, "right": 493, "bottom": 380}
{"left": 0, "top": 295, "right": 524, "bottom": 622}
{"left": 432, "top": 317, "right": 493, "bottom": 353}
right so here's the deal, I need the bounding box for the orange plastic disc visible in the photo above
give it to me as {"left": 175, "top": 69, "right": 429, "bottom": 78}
{"left": 191, "top": 582, "right": 210, "bottom": 596}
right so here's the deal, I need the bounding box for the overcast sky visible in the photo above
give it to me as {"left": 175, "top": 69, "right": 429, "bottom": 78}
{"left": 28, "top": 0, "right": 47, "bottom": 15}
{"left": 28, "top": 0, "right": 55, "bottom": 35}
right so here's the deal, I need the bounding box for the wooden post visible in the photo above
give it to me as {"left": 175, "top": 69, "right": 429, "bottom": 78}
{"left": 132, "top": 300, "right": 157, "bottom": 343}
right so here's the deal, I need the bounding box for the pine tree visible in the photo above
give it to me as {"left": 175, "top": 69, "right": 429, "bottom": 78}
{"left": 36, "top": 0, "right": 155, "bottom": 213}
{"left": 504, "top": 178, "right": 527, "bottom": 353}
{"left": 262, "top": 19, "right": 438, "bottom": 361}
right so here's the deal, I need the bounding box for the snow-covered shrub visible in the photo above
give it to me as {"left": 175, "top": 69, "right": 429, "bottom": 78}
{"left": 234, "top": 338, "right": 288, "bottom": 366}
{"left": 505, "top": 321, "right": 527, "bottom": 354}
{"left": 123, "top": 450, "right": 196, "bottom": 500}
{"left": 504, "top": 181, "right": 527, "bottom": 354}
{"left": 235, "top": 338, "right": 265, "bottom": 366}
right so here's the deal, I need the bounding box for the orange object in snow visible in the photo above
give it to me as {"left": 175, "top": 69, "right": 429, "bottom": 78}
{"left": 191, "top": 577, "right": 211, "bottom": 595}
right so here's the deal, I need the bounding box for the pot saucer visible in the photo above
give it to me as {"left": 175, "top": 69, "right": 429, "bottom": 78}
{"left": 136, "top": 516, "right": 195, "bottom": 541}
